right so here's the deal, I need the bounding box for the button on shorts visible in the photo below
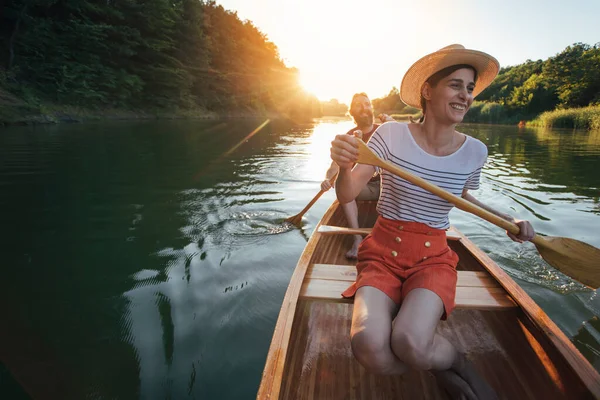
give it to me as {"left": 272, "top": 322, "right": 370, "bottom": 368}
{"left": 342, "top": 216, "right": 459, "bottom": 319}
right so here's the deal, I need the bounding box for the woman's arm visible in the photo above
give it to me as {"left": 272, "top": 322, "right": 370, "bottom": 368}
{"left": 330, "top": 134, "right": 376, "bottom": 204}
{"left": 462, "top": 189, "right": 535, "bottom": 242}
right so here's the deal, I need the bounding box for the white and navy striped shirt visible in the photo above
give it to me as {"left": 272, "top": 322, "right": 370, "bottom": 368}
{"left": 368, "top": 122, "right": 487, "bottom": 229}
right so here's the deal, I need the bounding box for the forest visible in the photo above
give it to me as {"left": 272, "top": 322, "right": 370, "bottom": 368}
{"left": 0, "top": 0, "right": 320, "bottom": 123}
{"left": 1, "top": 0, "right": 598, "bottom": 128}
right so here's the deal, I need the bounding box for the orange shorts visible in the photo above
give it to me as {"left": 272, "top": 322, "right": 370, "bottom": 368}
{"left": 342, "top": 217, "right": 459, "bottom": 319}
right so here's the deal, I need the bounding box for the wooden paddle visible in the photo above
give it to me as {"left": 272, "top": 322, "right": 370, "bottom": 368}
{"left": 354, "top": 138, "right": 600, "bottom": 289}
{"left": 285, "top": 174, "right": 338, "bottom": 226}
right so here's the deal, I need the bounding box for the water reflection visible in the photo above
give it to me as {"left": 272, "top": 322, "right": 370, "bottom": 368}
{"left": 0, "top": 119, "right": 598, "bottom": 399}
{"left": 454, "top": 126, "right": 598, "bottom": 291}
{"left": 464, "top": 125, "right": 600, "bottom": 200}
{"left": 116, "top": 118, "right": 338, "bottom": 398}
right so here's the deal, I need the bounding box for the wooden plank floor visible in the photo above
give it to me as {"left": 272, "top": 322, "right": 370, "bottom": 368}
{"left": 280, "top": 301, "right": 592, "bottom": 400}
{"left": 278, "top": 201, "right": 593, "bottom": 399}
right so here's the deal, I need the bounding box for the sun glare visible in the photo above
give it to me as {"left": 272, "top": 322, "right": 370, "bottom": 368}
{"left": 218, "top": 0, "right": 431, "bottom": 102}
{"left": 282, "top": 0, "right": 423, "bottom": 103}
{"left": 299, "top": 70, "right": 331, "bottom": 101}
{"left": 301, "top": 120, "right": 355, "bottom": 180}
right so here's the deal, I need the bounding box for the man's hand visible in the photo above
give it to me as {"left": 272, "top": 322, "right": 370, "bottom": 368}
{"left": 321, "top": 179, "right": 333, "bottom": 191}
{"left": 378, "top": 113, "right": 394, "bottom": 122}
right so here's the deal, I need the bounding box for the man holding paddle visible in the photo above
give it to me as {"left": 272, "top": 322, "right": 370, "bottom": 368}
{"left": 321, "top": 92, "right": 394, "bottom": 259}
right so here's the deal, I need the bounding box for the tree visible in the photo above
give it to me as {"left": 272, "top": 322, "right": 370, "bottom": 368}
{"left": 543, "top": 43, "right": 600, "bottom": 108}
{"left": 508, "top": 73, "right": 557, "bottom": 116}
{"left": 372, "top": 87, "right": 406, "bottom": 114}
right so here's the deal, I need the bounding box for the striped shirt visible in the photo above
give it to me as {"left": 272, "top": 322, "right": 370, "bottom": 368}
{"left": 368, "top": 122, "right": 487, "bottom": 229}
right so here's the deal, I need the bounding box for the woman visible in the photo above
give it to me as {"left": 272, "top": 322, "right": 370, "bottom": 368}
{"left": 329, "top": 44, "right": 535, "bottom": 399}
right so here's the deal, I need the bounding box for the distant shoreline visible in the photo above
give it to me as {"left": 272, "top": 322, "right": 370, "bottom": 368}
{"left": 0, "top": 103, "right": 295, "bottom": 127}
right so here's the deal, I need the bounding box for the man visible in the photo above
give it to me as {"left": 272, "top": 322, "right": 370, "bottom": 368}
{"left": 321, "top": 92, "right": 393, "bottom": 259}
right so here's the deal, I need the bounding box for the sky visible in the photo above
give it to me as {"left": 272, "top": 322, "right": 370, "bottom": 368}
{"left": 216, "top": 0, "right": 600, "bottom": 103}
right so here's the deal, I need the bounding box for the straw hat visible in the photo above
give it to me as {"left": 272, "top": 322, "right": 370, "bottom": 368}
{"left": 400, "top": 44, "right": 499, "bottom": 109}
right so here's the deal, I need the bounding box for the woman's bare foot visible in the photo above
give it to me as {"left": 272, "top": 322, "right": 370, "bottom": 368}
{"left": 432, "top": 369, "right": 477, "bottom": 400}
{"left": 345, "top": 237, "right": 362, "bottom": 259}
{"left": 451, "top": 353, "right": 498, "bottom": 400}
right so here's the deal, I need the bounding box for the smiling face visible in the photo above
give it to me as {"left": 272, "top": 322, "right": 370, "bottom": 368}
{"left": 349, "top": 94, "right": 374, "bottom": 128}
{"left": 422, "top": 67, "right": 475, "bottom": 124}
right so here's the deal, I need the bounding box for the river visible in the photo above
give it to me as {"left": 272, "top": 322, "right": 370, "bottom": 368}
{"left": 0, "top": 118, "right": 598, "bottom": 399}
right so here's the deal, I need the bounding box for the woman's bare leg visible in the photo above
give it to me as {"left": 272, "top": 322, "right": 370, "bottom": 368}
{"left": 391, "top": 288, "right": 456, "bottom": 370}
{"left": 392, "top": 288, "right": 496, "bottom": 399}
{"left": 350, "top": 286, "right": 408, "bottom": 375}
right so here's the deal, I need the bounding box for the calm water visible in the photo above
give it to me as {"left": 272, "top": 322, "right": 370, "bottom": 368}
{"left": 0, "top": 118, "right": 599, "bottom": 399}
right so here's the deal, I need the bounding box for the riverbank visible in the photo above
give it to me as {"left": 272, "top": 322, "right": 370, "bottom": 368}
{"left": 0, "top": 90, "right": 294, "bottom": 127}
{"left": 528, "top": 105, "right": 600, "bottom": 130}
{"left": 0, "top": 101, "right": 316, "bottom": 127}
{"left": 0, "top": 99, "right": 219, "bottom": 127}
{"left": 456, "top": 102, "right": 600, "bottom": 130}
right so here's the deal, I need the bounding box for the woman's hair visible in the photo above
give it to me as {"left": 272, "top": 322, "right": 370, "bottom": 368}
{"left": 411, "top": 64, "right": 478, "bottom": 123}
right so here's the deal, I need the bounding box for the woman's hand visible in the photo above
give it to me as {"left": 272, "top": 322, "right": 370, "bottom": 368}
{"left": 507, "top": 219, "right": 535, "bottom": 243}
{"left": 330, "top": 132, "right": 360, "bottom": 170}
{"left": 321, "top": 179, "right": 333, "bottom": 191}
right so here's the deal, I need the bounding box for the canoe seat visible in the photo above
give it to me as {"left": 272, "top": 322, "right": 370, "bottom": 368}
{"left": 300, "top": 264, "right": 517, "bottom": 310}
{"left": 317, "top": 225, "right": 462, "bottom": 240}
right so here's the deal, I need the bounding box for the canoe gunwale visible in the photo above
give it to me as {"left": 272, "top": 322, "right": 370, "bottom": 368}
{"left": 256, "top": 200, "right": 341, "bottom": 399}
{"left": 452, "top": 228, "right": 600, "bottom": 398}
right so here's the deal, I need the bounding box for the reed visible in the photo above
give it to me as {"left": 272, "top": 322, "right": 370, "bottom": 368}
{"left": 529, "top": 105, "right": 600, "bottom": 130}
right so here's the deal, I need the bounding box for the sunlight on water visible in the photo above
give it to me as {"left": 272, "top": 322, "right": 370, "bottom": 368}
{"left": 301, "top": 120, "right": 352, "bottom": 180}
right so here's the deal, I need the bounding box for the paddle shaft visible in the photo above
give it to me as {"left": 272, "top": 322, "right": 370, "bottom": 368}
{"left": 288, "top": 173, "right": 338, "bottom": 222}
{"left": 367, "top": 152, "right": 541, "bottom": 243}
{"left": 295, "top": 189, "right": 327, "bottom": 219}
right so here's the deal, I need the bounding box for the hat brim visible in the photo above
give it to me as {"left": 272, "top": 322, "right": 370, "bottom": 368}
{"left": 400, "top": 48, "right": 499, "bottom": 109}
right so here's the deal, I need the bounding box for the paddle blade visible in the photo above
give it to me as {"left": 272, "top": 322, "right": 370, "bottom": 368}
{"left": 534, "top": 236, "right": 600, "bottom": 289}
{"left": 285, "top": 214, "right": 303, "bottom": 226}
{"left": 355, "top": 139, "right": 383, "bottom": 167}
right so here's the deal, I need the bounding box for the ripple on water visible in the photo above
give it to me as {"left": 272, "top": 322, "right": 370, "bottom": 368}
{"left": 222, "top": 210, "right": 296, "bottom": 236}
{"left": 132, "top": 269, "right": 161, "bottom": 281}
{"left": 491, "top": 244, "right": 589, "bottom": 294}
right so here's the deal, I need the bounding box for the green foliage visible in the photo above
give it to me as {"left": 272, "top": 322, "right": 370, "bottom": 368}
{"left": 508, "top": 73, "right": 556, "bottom": 115}
{"left": 477, "top": 59, "right": 546, "bottom": 106}
{"left": 400, "top": 106, "right": 420, "bottom": 115}
{"left": 476, "top": 42, "right": 599, "bottom": 122}
{"left": 372, "top": 87, "right": 407, "bottom": 114}
{"left": 542, "top": 43, "right": 600, "bottom": 108}
{"left": 0, "top": 0, "right": 317, "bottom": 119}
{"left": 529, "top": 105, "right": 600, "bottom": 130}
{"left": 462, "top": 101, "right": 510, "bottom": 124}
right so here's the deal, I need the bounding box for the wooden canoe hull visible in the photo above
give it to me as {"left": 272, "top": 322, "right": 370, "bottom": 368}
{"left": 258, "top": 201, "right": 600, "bottom": 399}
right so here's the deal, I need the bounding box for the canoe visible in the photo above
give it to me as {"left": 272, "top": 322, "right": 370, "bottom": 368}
{"left": 257, "top": 200, "right": 600, "bottom": 399}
